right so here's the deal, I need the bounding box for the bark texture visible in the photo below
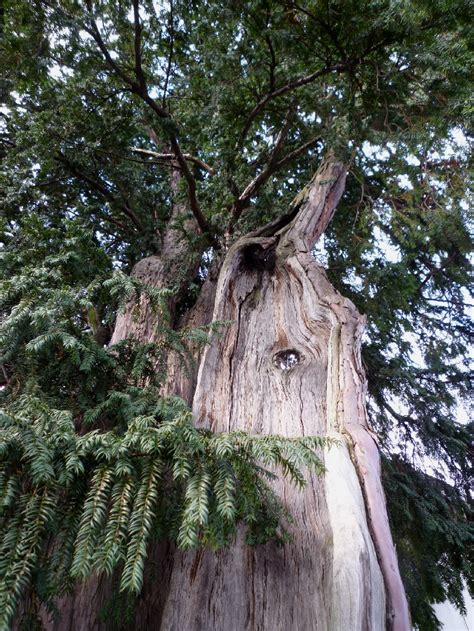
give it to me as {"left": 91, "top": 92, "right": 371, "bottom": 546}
{"left": 157, "top": 156, "right": 410, "bottom": 631}
{"left": 44, "top": 156, "right": 410, "bottom": 630}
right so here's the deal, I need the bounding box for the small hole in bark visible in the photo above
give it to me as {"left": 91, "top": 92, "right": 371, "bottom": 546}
{"left": 273, "top": 349, "right": 301, "bottom": 371}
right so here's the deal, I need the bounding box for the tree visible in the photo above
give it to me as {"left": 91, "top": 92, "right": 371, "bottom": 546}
{"left": 0, "top": 1, "right": 472, "bottom": 630}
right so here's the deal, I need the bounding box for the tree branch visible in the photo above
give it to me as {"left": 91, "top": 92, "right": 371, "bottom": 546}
{"left": 293, "top": 3, "right": 348, "bottom": 61}
{"left": 273, "top": 135, "right": 322, "bottom": 170}
{"left": 418, "top": 251, "right": 457, "bottom": 291}
{"left": 279, "top": 153, "right": 347, "bottom": 252}
{"left": 84, "top": 16, "right": 138, "bottom": 91}
{"left": 238, "top": 63, "right": 346, "bottom": 146}
{"left": 229, "top": 134, "right": 322, "bottom": 230}
{"left": 130, "top": 147, "right": 216, "bottom": 175}
{"left": 132, "top": 0, "right": 147, "bottom": 92}
{"left": 83, "top": 3, "right": 210, "bottom": 236}
{"left": 265, "top": 35, "right": 277, "bottom": 92}
{"left": 162, "top": 0, "right": 174, "bottom": 107}
{"left": 55, "top": 154, "right": 145, "bottom": 233}
{"left": 230, "top": 107, "right": 296, "bottom": 227}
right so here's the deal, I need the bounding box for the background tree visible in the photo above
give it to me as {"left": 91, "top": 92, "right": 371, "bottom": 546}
{"left": 0, "top": 1, "right": 472, "bottom": 630}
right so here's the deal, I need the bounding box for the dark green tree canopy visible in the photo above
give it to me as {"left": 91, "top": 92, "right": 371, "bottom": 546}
{"left": 1, "top": 1, "right": 472, "bottom": 629}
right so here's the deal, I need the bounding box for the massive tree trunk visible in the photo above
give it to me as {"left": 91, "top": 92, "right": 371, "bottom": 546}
{"left": 45, "top": 156, "right": 410, "bottom": 630}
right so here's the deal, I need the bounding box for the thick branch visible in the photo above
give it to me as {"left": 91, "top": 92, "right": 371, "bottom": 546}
{"left": 325, "top": 307, "right": 412, "bottom": 631}
{"left": 278, "top": 152, "right": 348, "bottom": 252}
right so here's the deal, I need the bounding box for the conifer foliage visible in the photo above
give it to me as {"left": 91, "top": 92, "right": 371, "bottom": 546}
{"left": 0, "top": 222, "right": 329, "bottom": 628}
{"left": 1, "top": 0, "right": 473, "bottom": 628}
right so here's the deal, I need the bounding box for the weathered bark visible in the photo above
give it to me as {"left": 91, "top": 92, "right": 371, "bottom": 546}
{"left": 110, "top": 173, "right": 203, "bottom": 347}
{"left": 155, "top": 156, "right": 409, "bottom": 631}
{"left": 44, "top": 155, "right": 410, "bottom": 630}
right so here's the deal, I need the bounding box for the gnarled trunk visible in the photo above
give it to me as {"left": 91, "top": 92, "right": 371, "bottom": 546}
{"left": 45, "top": 156, "right": 410, "bottom": 630}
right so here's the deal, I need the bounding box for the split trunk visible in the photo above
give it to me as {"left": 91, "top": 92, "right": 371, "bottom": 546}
{"left": 46, "top": 156, "right": 410, "bottom": 630}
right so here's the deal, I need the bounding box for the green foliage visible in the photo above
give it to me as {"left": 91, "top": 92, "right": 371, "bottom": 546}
{"left": 1, "top": 0, "right": 472, "bottom": 627}
{"left": 0, "top": 393, "right": 330, "bottom": 627}
{"left": 0, "top": 221, "right": 330, "bottom": 628}
{"left": 0, "top": 398, "right": 329, "bottom": 629}
{"left": 383, "top": 456, "right": 473, "bottom": 631}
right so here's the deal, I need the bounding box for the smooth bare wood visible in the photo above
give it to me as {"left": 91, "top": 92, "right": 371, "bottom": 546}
{"left": 157, "top": 242, "right": 385, "bottom": 630}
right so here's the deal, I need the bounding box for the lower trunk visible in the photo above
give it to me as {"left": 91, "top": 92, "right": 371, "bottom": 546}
{"left": 44, "top": 156, "right": 410, "bottom": 630}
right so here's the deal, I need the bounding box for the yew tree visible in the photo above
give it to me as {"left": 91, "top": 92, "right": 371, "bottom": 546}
{"left": 0, "top": 1, "right": 472, "bottom": 630}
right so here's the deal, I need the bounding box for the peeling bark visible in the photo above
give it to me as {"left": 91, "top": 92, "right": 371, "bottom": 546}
{"left": 46, "top": 155, "right": 410, "bottom": 630}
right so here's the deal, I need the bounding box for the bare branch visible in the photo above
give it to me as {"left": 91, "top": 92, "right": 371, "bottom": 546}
{"left": 280, "top": 153, "right": 347, "bottom": 252}
{"left": 130, "top": 147, "right": 216, "bottom": 175}
{"left": 56, "top": 154, "right": 145, "bottom": 233}
{"left": 238, "top": 63, "right": 346, "bottom": 146}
